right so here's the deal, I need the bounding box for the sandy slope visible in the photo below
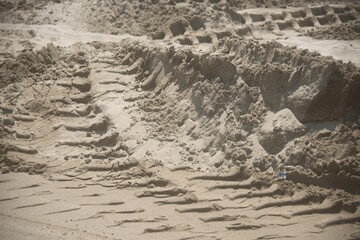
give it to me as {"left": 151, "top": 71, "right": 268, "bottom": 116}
{"left": 0, "top": 0, "right": 360, "bottom": 240}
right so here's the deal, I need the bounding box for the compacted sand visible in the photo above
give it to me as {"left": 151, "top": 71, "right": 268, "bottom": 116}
{"left": 0, "top": 0, "right": 360, "bottom": 239}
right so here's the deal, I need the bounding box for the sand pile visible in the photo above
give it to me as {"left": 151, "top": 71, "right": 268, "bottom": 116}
{"left": 307, "top": 20, "right": 360, "bottom": 40}
{"left": 282, "top": 122, "right": 360, "bottom": 178}
{"left": 86, "top": 1, "right": 360, "bottom": 42}
{"left": 112, "top": 38, "right": 360, "bottom": 188}
{"left": 81, "top": 0, "right": 234, "bottom": 37}
{"left": 216, "top": 38, "right": 360, "bottom": 122}
{"left": 0, "top": 43, "right": 64, "bottom": 88}
{"left": 1, "top": 0, "right": 360, "bottom": 44}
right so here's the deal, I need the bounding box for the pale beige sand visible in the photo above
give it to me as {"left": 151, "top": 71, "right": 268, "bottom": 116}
{"left": 0, "top": 1, "right": 360, "bottom": 240}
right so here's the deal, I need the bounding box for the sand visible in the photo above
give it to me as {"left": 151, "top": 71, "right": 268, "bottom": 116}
{"left": 0, "top": 0, "right": 360, "bottom": 240}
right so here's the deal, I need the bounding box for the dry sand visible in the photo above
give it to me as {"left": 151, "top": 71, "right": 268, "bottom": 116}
{"left": 0, "top": 0, "right": 360, "bottom": 239}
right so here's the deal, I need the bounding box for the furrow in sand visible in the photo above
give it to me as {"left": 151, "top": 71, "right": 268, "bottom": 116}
{"left": 44, "top": 207, "right": 81, "bottom": 215}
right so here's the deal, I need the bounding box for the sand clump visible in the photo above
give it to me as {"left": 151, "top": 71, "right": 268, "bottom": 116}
{"left": 282, "top": 122, "right": 360, "bottom": 177}
{"left": 0, "top": 43, "right": 62, "bottom": 88}
{"left": 258, "top": 108, "right": 307, "bottom": 154}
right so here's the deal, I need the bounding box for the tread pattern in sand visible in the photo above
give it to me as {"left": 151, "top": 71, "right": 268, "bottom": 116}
{"left": 146, "top": 4, "right": 360, "bottom": 44}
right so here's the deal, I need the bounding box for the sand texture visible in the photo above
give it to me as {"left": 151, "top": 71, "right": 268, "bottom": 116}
{"left": 0, "top": 0, "right": 360, "bottom": 239}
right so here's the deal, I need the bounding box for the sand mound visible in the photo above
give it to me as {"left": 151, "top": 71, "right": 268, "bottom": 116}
{"left": 1, "top": 0, "right": 360, "bottom": 44}
{"left": 110, "top": 38, "right": 360, "bottom": 178}
{"left": 282, "top": 122, "right": 360, "bottom": 177}
{"left": 258, "top": 108, "right": 306, "bottom": 154}
{"left": 0, "top": 42, "right": 67, "bottom": 87}
{"left": 80, "top": 0, "right": 360, "bottom": 45}
{"left": 307, "top": 20, "right": 360, "bottom": 40}
{"left": 216, "top": 38, "right": 360, "bottom": 122}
